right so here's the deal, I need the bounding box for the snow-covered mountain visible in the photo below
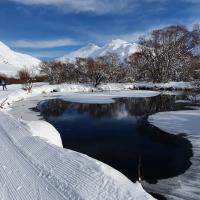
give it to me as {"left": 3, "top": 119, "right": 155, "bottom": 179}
{"left": 59, "top": 39, "right": 140, "bottom": 62}
{"left": 0, "top": 41, "right": 41, "bottom": 77}
{"left": 59, "top": 43, "right": 101, "bottom": 63}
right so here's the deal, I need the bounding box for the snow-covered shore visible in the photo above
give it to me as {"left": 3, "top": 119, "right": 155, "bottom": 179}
{"left": 0, "top": 81, "right": 193, "bottom": 109}
{"left": 0, "top": 83, "right": 159, "bottom": 200}
{"left": 100, "top": 82, "right": 193, "bottom": 91}
{"left": 0, "top": 83, "right": 159, "bottom": 109}
{"left": 145, "top": 108, "right": 200, "bottom": 200}
{"left": 0, "top": 112, "right": 155, "bottom": 200}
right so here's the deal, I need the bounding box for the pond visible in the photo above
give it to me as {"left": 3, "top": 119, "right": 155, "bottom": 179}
{"left": 37, "top": 94, "right": 193, "bottom": 185}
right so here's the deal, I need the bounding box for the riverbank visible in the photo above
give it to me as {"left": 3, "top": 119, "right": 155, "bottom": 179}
{"left": 0, "top": 81, "right": 195, "bottom": 109}
{"left": 145, "top": 109, "right": 200, "bottom": 200}
{"left": 0, "top": 83, "right": 159, "bottom": 200}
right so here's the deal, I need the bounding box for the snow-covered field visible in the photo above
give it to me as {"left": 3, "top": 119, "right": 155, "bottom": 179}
{"left": 0, "top": 83, "right": 159, "bottom": 200}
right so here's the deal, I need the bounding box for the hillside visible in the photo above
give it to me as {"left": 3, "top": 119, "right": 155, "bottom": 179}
{"left": 0, "top": 41, "right": 41, "bottom": 77}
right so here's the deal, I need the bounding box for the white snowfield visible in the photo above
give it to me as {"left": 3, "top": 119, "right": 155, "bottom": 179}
{"left": 0, "top": 83, "right": 158, "bottom": 200}
{"left": 0, "top": 41, "right": 41, "bottom": 77}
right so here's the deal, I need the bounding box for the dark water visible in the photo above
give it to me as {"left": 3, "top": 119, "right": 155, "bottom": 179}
{"left": 37, "top": 94, "right": 193, "bottom": 185}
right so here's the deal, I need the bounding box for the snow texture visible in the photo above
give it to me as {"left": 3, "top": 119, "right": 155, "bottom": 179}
{"left": 0, "top": 41, "right": 41, "bottom": 77}
{"left": 21, "top": 120, "right": 63, "bottom": 147}
{"left": 0, "top": 112, "right": 155, "bottom": 200}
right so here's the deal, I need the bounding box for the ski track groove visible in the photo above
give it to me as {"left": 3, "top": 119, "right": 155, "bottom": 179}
{"left": 0, "top": 111, "right": 153, "bottom": 200}
{"left": 0, "top": 113, "right": 84, "bottom": 200}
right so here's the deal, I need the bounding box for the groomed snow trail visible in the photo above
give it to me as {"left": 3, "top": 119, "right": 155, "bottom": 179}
{"left": 0, "top": 111, "right": 155, "bottom": 200}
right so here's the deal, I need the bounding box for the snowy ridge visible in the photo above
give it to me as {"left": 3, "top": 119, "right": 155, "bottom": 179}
{"left": 0, "top": 41, "right": 41, "bottom": 77}
{"left": 58, "top": 39, "right": 140, "bottom": 62}
{"left": 59, "top": 43, "right": 101, "bottom": 62}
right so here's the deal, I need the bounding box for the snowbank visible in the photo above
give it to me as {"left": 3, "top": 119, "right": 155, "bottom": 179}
{"left": 99, "top": 82, "right": 192, "bottom": 91}
{"left": 147, "top": 108, "right": 200, "bottom": 200}
{"left": 21, "top": 120, "right": 63, "bottom": 147}
{"left": 0, "top": 112, "right": 155, "bottom": 200}
{"left": 148, "top": 109, "right": 200, "bottom": 135}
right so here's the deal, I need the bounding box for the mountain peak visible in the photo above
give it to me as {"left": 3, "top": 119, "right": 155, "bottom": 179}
{"left": 87, "top": 43, "right": 100, "bottom": 48}
{"left": 84, "top": 43, "right": 100, "bottom": 51}
{"left": 58, "top": 39, "right": 139, "bottom": 62}
{"left": 108, "top": 39, "right": 128, "bottom": 46}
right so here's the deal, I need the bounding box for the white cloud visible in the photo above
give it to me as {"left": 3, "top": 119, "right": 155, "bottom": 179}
{"left": 88, "top": 24, "right": 171, "bottom": 45}
{"left": 9, "top": 38, "right": 80, "bottom": 48}
{"left": 9, "top": 0, "right": 200, "bottom": 15}
{"left": 9, "top": 0, "right": 136, "bottom": 14}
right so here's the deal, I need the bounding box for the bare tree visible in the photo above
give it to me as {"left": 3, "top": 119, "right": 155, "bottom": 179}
{"left": 75, "top": 57, "right": 111, "bottom": 87}
{"left": 126, "top": 52, "right": 147, "bottom": 81}
{"left": 137, "top": 25, "right": 193, "bottom": 82}
{"left": 87, "top": 57, "right": 109, "bottom": 87}
{"left": 40, "top": 61, "right": 67, "bottom": 84}
{"left": 18, "top": 67, "right": 34, "bottom": 92}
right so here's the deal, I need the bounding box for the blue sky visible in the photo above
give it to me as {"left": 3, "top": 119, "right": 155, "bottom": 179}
{"left": 0, "top": 0, "right": 199, "bottom": 60}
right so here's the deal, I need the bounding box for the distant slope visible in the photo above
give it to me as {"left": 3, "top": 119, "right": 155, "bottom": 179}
{"left": 58, "top": 39, "right": 140, "bottom": 62}
{"left": 0, "top": 41, "right": 41, "bottom": 77}
{"left": 59, "top": 43, "right": 101, "bottom": 62}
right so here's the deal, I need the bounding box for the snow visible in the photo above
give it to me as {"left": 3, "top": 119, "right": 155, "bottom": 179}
{"left": 98, "top": 82, "right": 193, "bottom": 91}
{"left": 133, "top": 81, "right": 193, "bottom": 90}
{"left": 0, "top": 83, "right": 161, "bottom": 109}
{"left": 0, "top": 82, "right": 158, "bottom": 200}
{"left": 58, "top": 39, "right": 140, "bottom": 62}
{"left": 146, "top": 107, "right": 200, "bottom": 200}
{"left": 59, "top": 43, "right": 100, "bottom": 62}
{"left": 0, "top": 112, "right": 155, "bottom": 200}
{"left": 0, "top": 41, "right": 41, "bottom": 77}
{"left": 148, "top": 109, "right": 200, "bottom": 135}
{"left": 20, "top": 120, "right": 63, "bottom": 147}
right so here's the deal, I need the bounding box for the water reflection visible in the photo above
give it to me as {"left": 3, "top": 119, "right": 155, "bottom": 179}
{"left": 38, "top": 95, "right": 193, "bottom": 183}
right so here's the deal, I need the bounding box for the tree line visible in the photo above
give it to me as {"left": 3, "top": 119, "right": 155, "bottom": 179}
{"left": 19, "top": 24, "right": 200, "bottom": 88}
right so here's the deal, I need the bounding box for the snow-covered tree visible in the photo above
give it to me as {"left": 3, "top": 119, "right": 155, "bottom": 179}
{"left": 40, "top": 61, "right": 67, "bottom": 84}
{"left": 136, "top": 25, "right": 193, "bottom": 82}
